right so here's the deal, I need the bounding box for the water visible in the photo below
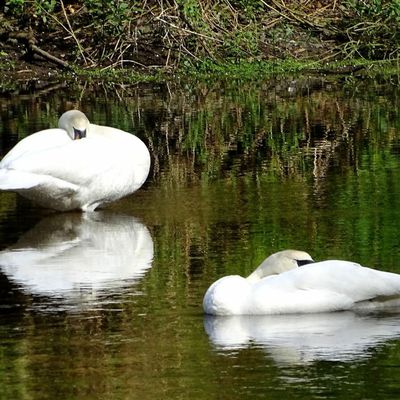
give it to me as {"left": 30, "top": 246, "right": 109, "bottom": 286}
{"left": 1, "top": 75, "right": 400, "bottom": 399}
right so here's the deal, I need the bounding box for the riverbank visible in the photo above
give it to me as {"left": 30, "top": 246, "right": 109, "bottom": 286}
{"left": 1, "top": 1, "right": 400, "bottom": 90}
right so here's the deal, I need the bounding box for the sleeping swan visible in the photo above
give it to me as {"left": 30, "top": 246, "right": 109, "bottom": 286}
{"left": 203, "top": 250, "right": 400, "bottom": 315}
{"left": 0, "top": 110, "right": 150, "bottom": 211}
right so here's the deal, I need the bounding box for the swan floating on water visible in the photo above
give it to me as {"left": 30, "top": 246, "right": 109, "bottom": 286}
{"left": 203, "top": 250, "right": 400, "bottom": 315}
{"left": 0, "top": 110, "right": 150, "bottom": 211}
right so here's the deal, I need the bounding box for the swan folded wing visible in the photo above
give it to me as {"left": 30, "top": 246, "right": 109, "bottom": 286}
{"left": 254, "top": 289, "right": 355, "bottom": 314}
{"left": 0, "top": 129, "right": 71, "bottom": 169}
{"left": 297, "top": 261, "right": 400, "bottom": 301}
{"left": 272, "top": 261, "right": 400, "bottom": 310}
{"left": 0, "top": 138, "right": 116, "bottom": 187}
{"left": 250, "top": 261, "right": 400, "bottom": 314}
{"left": 1, "top": 126, "right": 149, "bottom": 189}
{"left": 0, "top": 169, "right": 77, "bottom": 192}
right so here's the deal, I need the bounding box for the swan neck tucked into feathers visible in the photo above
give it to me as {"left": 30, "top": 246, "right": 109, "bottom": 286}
{"left": 246, "top": 249, "right": 314, "bottom": 283}
{"left": 58, "top": 110, "right": 90, "bottom": 141}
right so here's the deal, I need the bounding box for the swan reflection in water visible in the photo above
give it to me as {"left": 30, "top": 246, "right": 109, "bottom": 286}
{"left": 204, "top": 312, "right": 400, "bottom": 364}
{"left": 0, "top": 212, "right": 153, "bottom": 310}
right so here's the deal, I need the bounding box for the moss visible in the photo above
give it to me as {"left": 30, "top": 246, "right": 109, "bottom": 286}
{"left": 72, "top": 66, "right": 166, "bottom": 84}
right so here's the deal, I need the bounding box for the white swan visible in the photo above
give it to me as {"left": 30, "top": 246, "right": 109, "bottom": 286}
{"left": 0, "top": 110, "right": 150, "bottom": 211}
{"left": 203, "top": 249, "right": 400, "bottom": 315}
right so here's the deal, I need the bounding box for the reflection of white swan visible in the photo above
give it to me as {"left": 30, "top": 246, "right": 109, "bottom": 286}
{"left": 0, "top": 110, "right": 150, "bottom": 211}
{"left": 204, "top": 313, "right": 400, "bottom": 364}
{"left": 203, "top": 250, "right": 400, "bottom": 315}
{"left": 0, "top": 213, "right": 153, "bottom": 302}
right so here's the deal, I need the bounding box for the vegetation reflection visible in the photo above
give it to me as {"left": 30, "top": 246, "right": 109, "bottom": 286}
{"left": 1, "top": 76, "right": 400, "bottom": 399}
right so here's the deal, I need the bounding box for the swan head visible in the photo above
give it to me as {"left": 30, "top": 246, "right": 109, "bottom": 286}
{"left": 247, "top": 250, "right": 314, "bottom": 283}
{"left": 58, "top": 110, "right": 89, "bottom": 140}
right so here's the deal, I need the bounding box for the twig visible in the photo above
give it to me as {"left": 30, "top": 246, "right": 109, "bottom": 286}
{"left": 260, "top": 0, "right": 326, "bottom": 30}
{"left": 60, "top": 0, "right": 87, "bottom": 64}
{"left": 156, "top": 16, "right": 224, "bottom": 43}
{"left": 34, "top": 2, "right": 93, "bottom": 65}
{"left": 100, "top": 59, "right": 157, "bottom": 71}
{"left": 180, "top": 43, "right": 202, "bottom": 61}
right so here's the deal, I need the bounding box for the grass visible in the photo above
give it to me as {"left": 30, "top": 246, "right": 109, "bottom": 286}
{"left": 2, "top": 0, "right": 400, "bottom": 78}
{"left": 73, "top": 58, "right": 400, "bottom": 84}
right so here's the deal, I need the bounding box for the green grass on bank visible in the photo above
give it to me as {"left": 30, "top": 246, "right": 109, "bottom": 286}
{"left": 2, "top": 1, "right": 400, "bottom": 77}
{"left": 71, "top": 58, "right": 400, "bottom": 84}
{"left": 0, "top": 56, "right": 399, "bottom": 94}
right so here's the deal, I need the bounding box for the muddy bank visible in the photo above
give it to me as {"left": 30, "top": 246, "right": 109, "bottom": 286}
{"left": 1, "top": 1, "right": 399, "bottom": 88}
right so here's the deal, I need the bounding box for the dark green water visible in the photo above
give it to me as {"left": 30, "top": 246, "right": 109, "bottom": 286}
{"left": 1, "top": 75, "right": 400, "bottom": 399}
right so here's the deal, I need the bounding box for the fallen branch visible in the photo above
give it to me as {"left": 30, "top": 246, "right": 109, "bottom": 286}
{"left": 30, "top": 43, "right": 71, "bottom": 69}
{"left": 8, "top": 30, "right": 72, "bottom": 70}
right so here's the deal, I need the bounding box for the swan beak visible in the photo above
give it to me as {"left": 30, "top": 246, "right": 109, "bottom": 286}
{"left": 296, "top": 259, "right": 314, "bottom": 267}
{"left": 73, "top": 128, "right": 86, "bottom": 140}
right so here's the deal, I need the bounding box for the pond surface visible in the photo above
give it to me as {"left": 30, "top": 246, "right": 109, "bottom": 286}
{"left": 1, "top": 75, "right": 400, "bottom": 399}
